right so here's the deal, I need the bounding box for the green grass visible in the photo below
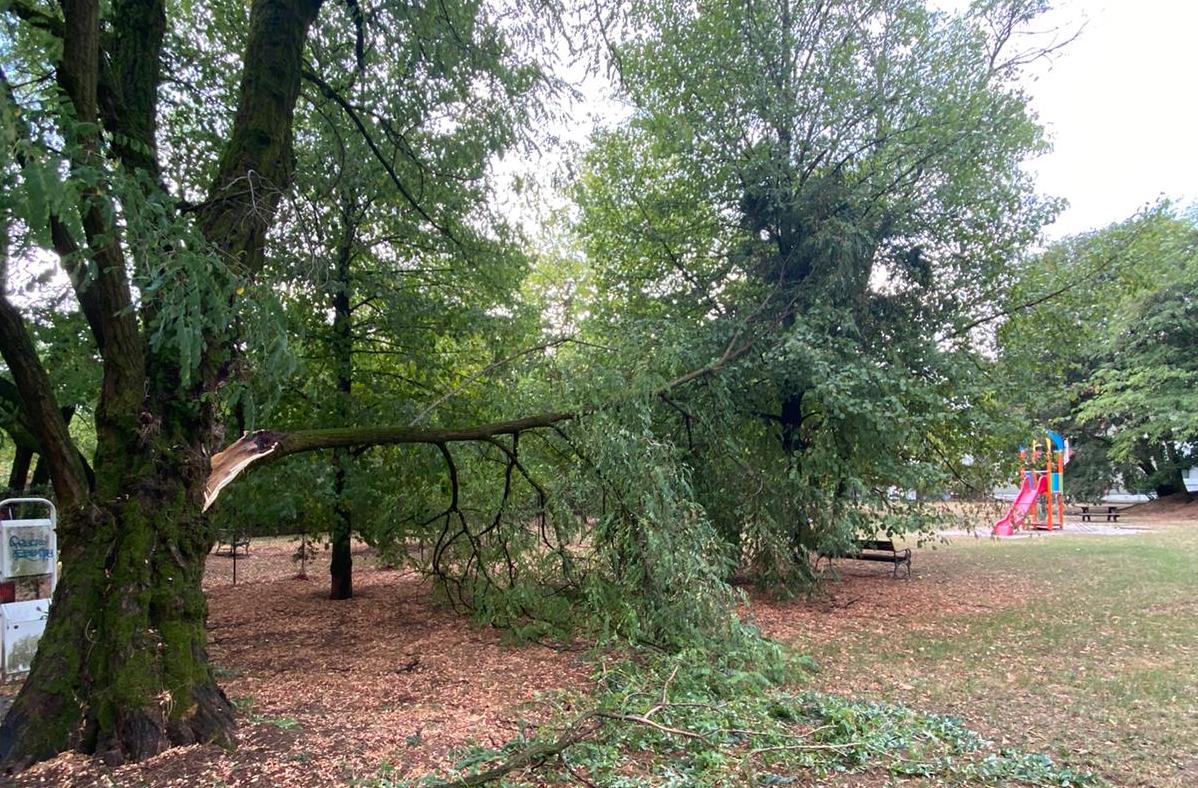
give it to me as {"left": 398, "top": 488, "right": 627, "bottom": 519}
{"left": 366, "top": 521, "right": 1195, "bottom": 786}
{"left": 793, "top": 523, "right": 1198, "bottom": 786}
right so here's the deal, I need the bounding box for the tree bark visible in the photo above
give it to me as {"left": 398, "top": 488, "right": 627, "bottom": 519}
{"left": 28, "top": 454, "right": 49, "bottom": 489}
{"left": 7, "top": 446, "right": 32, "bottom": 492}
{"left": 329, "top": 224, "right": 354, "bottom": 600}
{"left": 0, "top": 474, "right": 232, "bottom": 768}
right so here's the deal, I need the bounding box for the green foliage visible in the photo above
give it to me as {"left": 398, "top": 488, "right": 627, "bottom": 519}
{"left": 4, "top": 0, "right": 1068, "bottom": 647}
{"left": 550, "top": 0, "right": 1058, "bottom": 598}
{"left": 998, "top": 205, "right": 1198, "bottom": 498}
{"left": 265, "top": 0, "right": 1075, "bottom": 650}
{"left": 0, "top": 2, "right": 1121, "bottom": 775}
{"left": 370, "top": 645, "right": 1099, "bottom": 786}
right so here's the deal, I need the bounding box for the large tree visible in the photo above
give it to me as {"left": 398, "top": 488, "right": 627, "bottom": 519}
{"left": 0, "top": 0, "right": 325, "bottom": 766}
{"left": 571, "top": 0, "right": 1058, "bottom": 576}
{"left": 0, "top": 0, "right": 544, "bottom": 766}
{"left": 0, "top": 0, "right": 1065, "bottom": 772}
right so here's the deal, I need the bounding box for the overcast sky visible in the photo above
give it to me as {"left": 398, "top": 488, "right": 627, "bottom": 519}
{"left": 528, "top": 0, "right": 1198, "bottom": 242}
{"left": 1003, "top": 0, "right": 1198, "bottom": 238}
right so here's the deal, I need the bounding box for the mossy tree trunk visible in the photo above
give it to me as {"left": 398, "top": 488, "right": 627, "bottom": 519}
{"left": 0, "top": 461, "right": 231, "bottom": 766}
{"left": 0, "top": 0, "right": 323, "bottom": 769}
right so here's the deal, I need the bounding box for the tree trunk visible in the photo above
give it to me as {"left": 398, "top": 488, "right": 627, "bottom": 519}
{"left": 0, "top": 472, "right": 232, "bottom": 768}
{"left": 1, "top": 0, "right": 322, "bottom": 771}
{"left": 1153, "top": 471, "right": 1186, "bottom": 498}
{"left": 1155, "top": 443, "right": 1188, "bottom": 498}
{"left": 7, "top": 446, "right": 32, "bottom": 492}
{"left": 328, "top": 223, "right": 354, "bottom": 600}
{"left": 778, "top": 390, "right": 805, "bottom": 455}
{"left": 29, "top": 455, "right": 49, "bottom": 488}
{"left": 330, "top": 450, "right": 353, "bottom": 599}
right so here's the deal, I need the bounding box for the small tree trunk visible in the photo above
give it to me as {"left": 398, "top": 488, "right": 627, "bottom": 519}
{"left": 0, "top": 476, "right": 233, "bottom": 768}
{"left": 29, "top": 454, "right": 50, "bottom": 488}
{"left": 329, "top": 449, "right": 353, "bottom": 599}
{"left": 7, "top": 446, "right": 33, "bottom": 492}
{"left": 328, "top": 222, "right": 354, "bottom": 600}
{"left": 28, "top": 407, "right": 79, "bottom": 490}
{"left": 778, "top": 390, "right": 805, "bottom": 455}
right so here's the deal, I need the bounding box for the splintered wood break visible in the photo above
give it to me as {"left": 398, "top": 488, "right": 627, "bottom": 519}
{"left": 203, "top": 432, "right": 281, "bottom": 511}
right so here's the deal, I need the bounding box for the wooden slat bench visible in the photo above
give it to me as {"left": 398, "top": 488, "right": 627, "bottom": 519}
{"left": 818, "top": 538, "right": 912, "bottom": 579}
{"left": 1078, "top": 505, "right": 1121, "bottom": 523}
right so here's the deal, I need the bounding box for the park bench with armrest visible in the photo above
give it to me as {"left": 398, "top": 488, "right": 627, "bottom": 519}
{"left": 818, "top": 538, "right": 912, "bottom": 579}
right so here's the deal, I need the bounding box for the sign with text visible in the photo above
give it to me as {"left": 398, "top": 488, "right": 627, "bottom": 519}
{"left": 2, "top": 520, "right": 55, "bottom": 578}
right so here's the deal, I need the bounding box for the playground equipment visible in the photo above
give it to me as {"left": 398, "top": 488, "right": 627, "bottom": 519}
{"left": 0, "top": 498, "right": 57, "bottom": 679}
{"left": 993, "top": 432, "right": 1070, "bottom": 536}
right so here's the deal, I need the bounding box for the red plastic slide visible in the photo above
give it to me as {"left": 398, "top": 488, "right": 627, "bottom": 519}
{"left": 992, "top": 474, "right": 1049, "bottom": 536}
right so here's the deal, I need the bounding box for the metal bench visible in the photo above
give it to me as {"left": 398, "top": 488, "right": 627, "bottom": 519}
{"left": 215, "top": 528, "right": 250, "bottom": 556}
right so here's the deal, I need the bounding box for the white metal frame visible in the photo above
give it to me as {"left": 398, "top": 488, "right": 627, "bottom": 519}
{"left": 0, "top": 497, "right": 57, "bottom": 678}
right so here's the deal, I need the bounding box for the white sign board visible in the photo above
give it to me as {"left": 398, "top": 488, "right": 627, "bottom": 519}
{"left": 1, "top": 599, "right": 49, "bottom": 675}
{"left": 2, "top": 519, "right": 55, "bottom": 578}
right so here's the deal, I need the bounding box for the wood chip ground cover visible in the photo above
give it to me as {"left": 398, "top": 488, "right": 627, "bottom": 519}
{"left": 6, "top": 497, "right": 1196, "bottom": 786}
{"left": 9, "top": 542, "right": 592, "bottom": 787}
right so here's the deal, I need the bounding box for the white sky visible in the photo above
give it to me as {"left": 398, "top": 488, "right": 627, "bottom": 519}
{"left": 963, "top": 0, "right": 1198, "bottom": 238}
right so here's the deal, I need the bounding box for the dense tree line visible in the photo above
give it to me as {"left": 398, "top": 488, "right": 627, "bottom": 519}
{"left": 998, "top": 207, "right": 1198, "bottom": 499}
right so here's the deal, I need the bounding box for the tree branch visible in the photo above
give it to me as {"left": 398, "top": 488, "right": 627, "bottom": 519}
{"left": 302, "top": 67, "right": 461, "bottom": 244}
{"left": 197, "top": 0, "right": 324, "bottom": 275}
{"left": 6, "top": 0, "right": 63, "bottom": 38}
{"left": 204, "top": 412, "right": 573, "bottom": 510}
{"left": 104, "top": 0, "right": 167, "bottom": 176}
{"left": 0, "top": 299, "right": 90, "bottom": 508}
{"left": 205, "top": 312, "right": 780, "bottom": 509}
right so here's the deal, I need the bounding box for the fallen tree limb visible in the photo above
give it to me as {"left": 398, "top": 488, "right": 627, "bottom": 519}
{"left": 204, "top": 318, "right": 769, "bottom": 510}
{"left": 418, "top": 698, "right": 839, "bottom": 786}
{"left": 423, "top": 711, "right": 604, "bottom": 787}
{"left": 204, "top": 412, "right": 572, "bottom": 510}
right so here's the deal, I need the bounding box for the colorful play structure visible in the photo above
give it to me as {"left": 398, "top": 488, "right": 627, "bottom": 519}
{"left": 992, "top": 431, "right": 1071, "bottom": 536}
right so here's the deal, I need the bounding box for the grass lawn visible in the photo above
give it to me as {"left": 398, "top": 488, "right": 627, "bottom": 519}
{"left": 761, "top": 518, "right": 1198, "bottom": 786}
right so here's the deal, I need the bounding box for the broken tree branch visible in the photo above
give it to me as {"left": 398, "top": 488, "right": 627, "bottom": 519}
{"left": 205, "top": 303, "right": 783, "bottom": 510}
